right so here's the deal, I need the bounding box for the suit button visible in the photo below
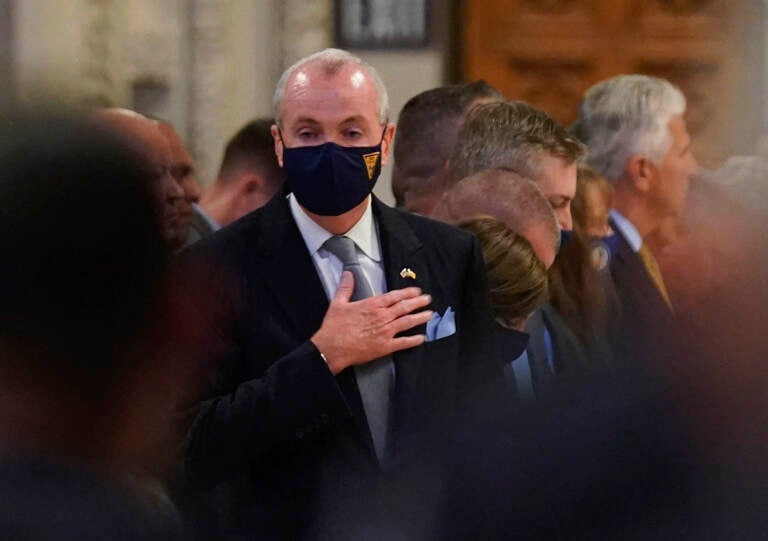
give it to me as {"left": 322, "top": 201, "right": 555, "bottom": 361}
{"left": 320, "top": 413, "right": 329, "bottom": 424}
{"left": 295, "top": 430, "right": 305, "bottom": 439}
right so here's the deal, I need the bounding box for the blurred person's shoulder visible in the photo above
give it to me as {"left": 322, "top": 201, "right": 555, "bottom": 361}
{"left": 0, "top": 455, "right": 182, "bottom": 541}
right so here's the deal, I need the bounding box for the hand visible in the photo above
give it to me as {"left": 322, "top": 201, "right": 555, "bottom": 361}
{"left": 311, "top": 271, "right": 433, "bottom": 374}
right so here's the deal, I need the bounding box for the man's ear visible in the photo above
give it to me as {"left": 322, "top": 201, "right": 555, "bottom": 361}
{"left": 380, "top": 122, "right": 397, "bottom": 166}
{"left": 239, "top": 173, "right": 262, "bottom": 196}
{"left": 626, "top": 154, "right": 655, "bottom": 193}
{"left": 270, "top": 124, "right": 284, "bottom": 167}
{"left": 232, "top": 173, "right": 270, "bottom": 220}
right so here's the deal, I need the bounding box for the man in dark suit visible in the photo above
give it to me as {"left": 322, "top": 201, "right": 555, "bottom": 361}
{"left": 182, "top": 48, "right": 501, "bottom": 540}
{"left": 573, "top": 75, "right": 699, "bottom": 368}
{"left": 443, "top": 101, "right": 589, "bottom": 397}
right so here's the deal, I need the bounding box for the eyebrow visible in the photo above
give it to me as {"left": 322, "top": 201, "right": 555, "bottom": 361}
{"left": 338, "top": 115, "right": 366, "bottom": 126}
{"left": 293, "top": 117, "right": 321, "bottom": 126}
{"left": 292, "top": 115, "right": 368, "bottom": 127}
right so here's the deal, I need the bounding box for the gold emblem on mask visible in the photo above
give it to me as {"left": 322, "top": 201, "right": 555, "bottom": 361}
{"left": 362, "top": 152, "right": 380, "bottom": 181}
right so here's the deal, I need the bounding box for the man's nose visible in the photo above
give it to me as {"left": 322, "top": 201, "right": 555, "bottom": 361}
{"left": 186, "top": 179, "right": 202, "bottom": 202}
{"left": 558, "top": 209, "right": 573, "bottom": 232}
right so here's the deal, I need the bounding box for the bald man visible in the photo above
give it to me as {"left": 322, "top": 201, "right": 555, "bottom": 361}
{"left": 432, "top": 168, "right": 560, "bottom": 268}
{"left": 93, "top": 109, "right": 184, "bottom": 250}
{"left": 431, "top": 167, "right": 574, "bottom": 400}
{"left": 157, "top": 121, "right": 203, "bottom": 247}
{"left": 182, "top": 48, "right": 502, "bottom": 539}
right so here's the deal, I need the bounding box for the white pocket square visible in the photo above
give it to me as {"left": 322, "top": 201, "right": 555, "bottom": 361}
{"left": 425, "top": 307, "right": 456, "bottom": 342}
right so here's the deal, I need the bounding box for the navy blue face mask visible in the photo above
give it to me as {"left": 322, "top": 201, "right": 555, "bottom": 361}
{"left": 558, "top": 229, "right": 574, "bottom": 253}
{"left": 281, "top": 133, "right": 384, "bottom": 216}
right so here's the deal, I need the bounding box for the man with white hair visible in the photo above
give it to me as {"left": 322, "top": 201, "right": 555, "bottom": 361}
{"left": 182, "top": 48, "right": 501, "bottom": 539}
{"left": 574, "top": 74, "right": 699, "bottom": 366}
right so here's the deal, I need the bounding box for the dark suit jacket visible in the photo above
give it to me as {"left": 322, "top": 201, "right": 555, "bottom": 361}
{"left": 182, "top": 195, "right": 502, "bottom": 540}
{"left": 523, "top": 304, "right": 593, "bottom": 400}
{"left": 608, "top": 219, "right": 677, "bottom": 370}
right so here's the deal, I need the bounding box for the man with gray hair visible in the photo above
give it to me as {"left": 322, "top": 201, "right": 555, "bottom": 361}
{"left": 574, "top": 74, "right": 699, "bottom": 366}
{"left": 444, "top": 102, "right": 589, "bottom": 397}
{"left": 182, "top": 48, "right": 501, "bottom": 539}
{"left": 447, "top": 100, "right": 586, "bottom": 231}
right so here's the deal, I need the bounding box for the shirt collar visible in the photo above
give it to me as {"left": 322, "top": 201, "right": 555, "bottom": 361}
{"left": 192, "top": 203, "right": 220, "bottom": 231}
{"left": 288, "top": 194, "right": 381, "bottom": 262}
{"left": 610, "top": 209, "right": 642, "bottom": 252}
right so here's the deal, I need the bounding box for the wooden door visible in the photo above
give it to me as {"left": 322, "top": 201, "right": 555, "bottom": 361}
{"left": 462, "top": 0, "right": 765, "bottom": 167}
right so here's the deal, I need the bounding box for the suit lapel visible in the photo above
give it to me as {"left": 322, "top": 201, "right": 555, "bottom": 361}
{"left": 524, "top": 309, "right": 552, "bottom": 397}
{"left": 254, "top": 196, "right": 329, "bottom": 339}
{"left": 372, "top": 199, "right": 430, "bottom": 457}
{"left": 609, "top": 218, "right": 672, "bottom": 318}
{"left": 254, "top": 196, "right": 375, "bottom": 459}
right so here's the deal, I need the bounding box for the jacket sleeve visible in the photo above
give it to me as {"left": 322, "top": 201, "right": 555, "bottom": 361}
{"left": 177, "top": 249, "right": 350, "bottom": 489}
{"left": 184, "top": 340, "right": 350, "bottom": 488}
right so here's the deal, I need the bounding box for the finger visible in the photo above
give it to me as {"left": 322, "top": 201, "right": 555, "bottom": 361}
{"left": 387, "top": 294, "right": 432, "bottom": 320}
{"left": 374, "top": 286, "right": 423, "bottom": 308}
{"left": 332, "top": 271, "right": 355, "bottom": 303}
{"left": 387, "top": 334, "right": 426, "bottom": 353}
{"left": 387, "top": 310, "right": 434, "bottom": 336}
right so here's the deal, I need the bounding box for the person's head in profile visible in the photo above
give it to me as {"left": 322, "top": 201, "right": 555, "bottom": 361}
{"left": 458, "top": 215, "right": 549, "bottom": 332}
{"left": 571, "top": 164, "right": 614, "bottom": 240}
{"left": 0, "top": 106, "right": 182, "bottom": 539}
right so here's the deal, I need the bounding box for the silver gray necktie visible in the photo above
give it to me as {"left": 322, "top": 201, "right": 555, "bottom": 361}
{"left": 323, "top": 235, "right": 394, "bottom": 462}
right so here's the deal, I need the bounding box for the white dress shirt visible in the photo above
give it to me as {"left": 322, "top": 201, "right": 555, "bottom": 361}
{"left": 610, "top": 209, "right": 642, "bottom": 253}
{"left": 288, "top": 193, "right": 387, "bottom": 301}
{"left": 288, "top": 193, "right": 395, "bottom": 388}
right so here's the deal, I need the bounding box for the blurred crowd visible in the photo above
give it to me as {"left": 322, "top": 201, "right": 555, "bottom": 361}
{"left": 2, "top": 48, "right": 768, "bottom": 540}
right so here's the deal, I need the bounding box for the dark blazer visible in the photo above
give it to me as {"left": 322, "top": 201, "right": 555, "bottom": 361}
{"left": 523, "top": 304, "right": 594, "bottom": 400}
{"left": 608, "top": 218, "right": 677, "bottom": 369}
{"left": 182, "top": 194, "right": 502, "bottom": 540}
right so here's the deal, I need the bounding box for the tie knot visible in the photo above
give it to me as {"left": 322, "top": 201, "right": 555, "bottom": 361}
{"left": 323, "top": 235, "right": 358, "bottom": 266}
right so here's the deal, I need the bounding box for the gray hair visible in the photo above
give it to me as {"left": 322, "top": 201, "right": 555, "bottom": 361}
{"left": 448, "top": 101, "right": 586, "bottom": 186}
{"left": 272, "top": 48, "right": 389, "bottom": 128}
{"left": 574, "top": 75, "right": 686, "bottom": 182}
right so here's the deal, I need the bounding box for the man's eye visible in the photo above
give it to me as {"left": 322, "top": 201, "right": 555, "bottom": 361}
{"left": 551, "top": 200, "right": 568, "bottom": 210}
{"left": 343, "top": 130, "right": 363, "bottom": 139}
{"left": 298, "top": 131, "right": 317, "bottom": 140}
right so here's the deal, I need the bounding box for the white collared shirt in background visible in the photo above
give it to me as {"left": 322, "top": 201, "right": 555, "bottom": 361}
{"left": 609, "top": 209, "right": 642, "bottom": 253}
